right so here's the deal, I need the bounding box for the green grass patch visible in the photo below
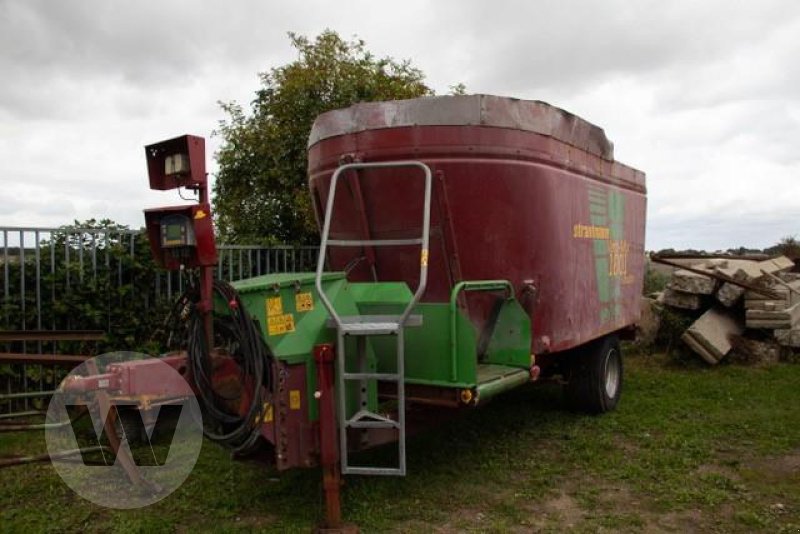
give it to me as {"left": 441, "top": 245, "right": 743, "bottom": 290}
{"left": 2, "top": 354, "right": 800, "bottom": 532}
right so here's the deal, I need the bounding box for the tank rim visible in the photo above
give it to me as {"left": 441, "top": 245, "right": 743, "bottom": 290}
{"left": 308, "top": 94, "right": 615, "bottom": 161}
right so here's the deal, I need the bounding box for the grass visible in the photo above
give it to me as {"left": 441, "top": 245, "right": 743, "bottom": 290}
{"left": 2, "top": 353, "right": 800, "bottom": 532}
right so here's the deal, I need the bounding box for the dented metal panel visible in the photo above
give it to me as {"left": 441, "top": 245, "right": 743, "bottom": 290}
{"left": 309, "top": 94, "right": 615, "bottom": 160}
{"left": 308, "top": 95, "right": 647, "bottom": 356}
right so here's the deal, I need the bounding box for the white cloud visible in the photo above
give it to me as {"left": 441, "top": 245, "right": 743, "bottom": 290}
{"left": 1, "top": 0, "right": 799, "bottom": 250}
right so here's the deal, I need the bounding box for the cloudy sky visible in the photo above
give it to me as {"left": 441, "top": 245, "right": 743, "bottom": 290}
{"left": 1, "top": 0, "right": 799, "bottom": 251}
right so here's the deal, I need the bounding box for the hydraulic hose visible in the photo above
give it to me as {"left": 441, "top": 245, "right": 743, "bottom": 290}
{"left": 168, "top": 276, "right": 273, "bottom": 455}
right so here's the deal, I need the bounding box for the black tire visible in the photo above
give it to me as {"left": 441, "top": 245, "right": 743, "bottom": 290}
{"left": 565, "top": 335, "right": 623, "bottom": 414}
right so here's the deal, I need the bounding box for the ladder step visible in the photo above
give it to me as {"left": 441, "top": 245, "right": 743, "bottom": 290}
{"left": 347, "top": 409, "right": 398, "bottom": 429}
{"left": 341, "top": 323, "right": 399, "bottom": 335}
{"left": 327, "top": 314, "right": 423, "bottom": 333}
{"left": 343, "top": 466, "right": 404, "bottom": 476}
{"left": 343, "top": 372, "right": 399, "bottom": 381}
{"left": 346, "top": 419, "right": 400, "bottom": 429}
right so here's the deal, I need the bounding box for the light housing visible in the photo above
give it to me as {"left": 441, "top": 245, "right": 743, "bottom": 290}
{"left": 145, "top": 135, "right": 206, "bottom": 190}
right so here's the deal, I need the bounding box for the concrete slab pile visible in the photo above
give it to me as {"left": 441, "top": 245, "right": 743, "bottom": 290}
{"left": 655, "top": 255, "right": 797, "bottom": 364}
{"left": 680, "top": 307, "right": 744, "bottom": 364}
{"left": 746, "top": 302, "right": 800, "bottom": 329}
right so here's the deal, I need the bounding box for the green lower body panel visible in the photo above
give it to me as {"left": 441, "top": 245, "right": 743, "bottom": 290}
{"left": 228, "top": 272, "right": 535, "bottom": 418}
{"left": 474, "top": 364, "right": 531, "bottom": 404}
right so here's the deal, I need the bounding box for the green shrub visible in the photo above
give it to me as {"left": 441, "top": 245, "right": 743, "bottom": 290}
{"left": 643, "top": 265, "right": 670, "bottom": 295}
{"left": 0, "top": 220, "right": 172, "bottom": 356}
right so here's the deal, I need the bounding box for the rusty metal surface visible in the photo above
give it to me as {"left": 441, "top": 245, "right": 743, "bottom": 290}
{"left": 84, "top": 359, "right": 154, "bottom": 491}
{"left": 309, "top": 113, "right": 647, "bottom": 357}
{"left": 204, "top": 352, "right": 316, "bottom": 470}
{"left": 0, "top": 353, "right": 88, "bottom": 366}
{"left": 309, "top": 94, "right": 616, "bottom": 161}
{"left": 0, "top": 330, "right": 105, "bottom": 342}
{"left": 145, "top": 134, "right": 207, "bottom": 191}
{"left": 272, "top": 362, "right": 317, "bottom": 470}
{"left": 314, "top": 344, "right": 343, "bottom": 529}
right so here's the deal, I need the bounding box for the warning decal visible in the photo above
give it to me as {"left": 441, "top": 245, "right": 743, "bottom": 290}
{"left": 289, "top": 390, "right": 301, "bottom": 410}
{"left": 266, "top": 296, "right": 283, "bottom": 317}
{"left": 267, "top": 313, "right": 295, "bottom": 336}
{"left": 295, "top": 292, "right": 314, "bottom": 312}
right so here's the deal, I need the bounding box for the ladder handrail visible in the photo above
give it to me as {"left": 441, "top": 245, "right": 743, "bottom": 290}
{"left": 314, "top": 161, "right": 433, "bottom": 329}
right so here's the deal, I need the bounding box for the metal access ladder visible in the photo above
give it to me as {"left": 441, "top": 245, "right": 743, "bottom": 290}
{"left": 315, "top": 161, "right": 432, "bottom": 476}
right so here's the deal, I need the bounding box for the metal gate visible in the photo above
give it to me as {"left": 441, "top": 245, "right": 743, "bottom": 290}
{"left": 0, "top": 225, "right": 319, "bottom": 417}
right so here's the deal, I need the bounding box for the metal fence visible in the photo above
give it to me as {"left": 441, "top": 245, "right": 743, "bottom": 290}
{"left": 0, "top": 226, "right": 319, "bottom": 416}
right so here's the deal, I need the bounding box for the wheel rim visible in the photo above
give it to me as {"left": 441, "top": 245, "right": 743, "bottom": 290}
{"left": 604, "top": 349, "right": 621, "bottom": 399}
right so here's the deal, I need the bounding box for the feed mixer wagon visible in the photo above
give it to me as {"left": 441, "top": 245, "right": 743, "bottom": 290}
{"left": 59, "top": 95, "right": 647, "bottom": 529}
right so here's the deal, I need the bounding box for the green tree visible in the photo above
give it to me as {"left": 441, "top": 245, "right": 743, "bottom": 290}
{"left": 213, "top": 30, "right": 433, "bottom": 245}
{"left": 769, "top": 235, "right": 800, "bottom": 259}
{"left": 449, "top": 82, "right": 467, "bottom": 95}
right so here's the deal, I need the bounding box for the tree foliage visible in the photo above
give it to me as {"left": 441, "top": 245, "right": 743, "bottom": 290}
{"left": 766, "top": 235, "right": 800, "bottom": 260}
{"left": 213, "top": 30, "right": 433, "bottom": 245}
{"left": 0, "top": 219, "right": 171, "bottom": 357}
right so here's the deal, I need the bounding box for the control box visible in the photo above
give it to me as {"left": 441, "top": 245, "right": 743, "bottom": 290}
{"left": 144, "top": 204, "right": 217, "bottom": 269}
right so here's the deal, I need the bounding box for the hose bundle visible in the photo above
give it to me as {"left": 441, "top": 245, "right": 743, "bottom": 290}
{"left": 167, "top": 277, "right": 273, "bottom": 455}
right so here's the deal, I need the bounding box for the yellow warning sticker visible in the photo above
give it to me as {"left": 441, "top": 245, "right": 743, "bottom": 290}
{"left": 267, "top": 313, "right": 295, "bottom": 336}
{"left": 263, "top": 402, "right": 273, "bottom": 423}
{"left": 289, "top": 390, "right": 301, "bottom": 410}
{"left": 266, "top": 296, "right": 283, "bottom": 317}
{"left": 295, "top": 292, "right": 314, "bottom": 312}
{"left": 420, "top": 248, "right": 429, "bottom": 267}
